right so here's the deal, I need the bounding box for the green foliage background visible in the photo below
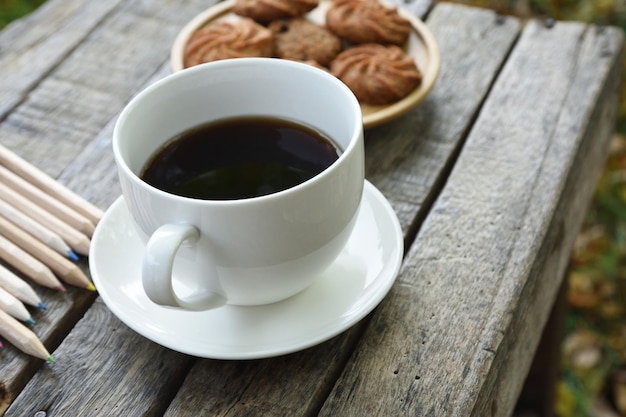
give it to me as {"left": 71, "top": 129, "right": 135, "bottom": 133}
{"left": 0, "top": 0, "right": 45, "bottom": 28}
{"left": 1, "top": 0, "right": 625, "bottom": 416}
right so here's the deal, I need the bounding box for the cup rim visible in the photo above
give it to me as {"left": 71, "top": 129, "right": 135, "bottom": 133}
{"left": 113, "top": 57, "right": 363, "bottom": 206}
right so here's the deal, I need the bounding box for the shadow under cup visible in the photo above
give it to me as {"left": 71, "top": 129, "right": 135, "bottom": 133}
{"left": 113, "top": 58, "right": 365, "bottom": 307}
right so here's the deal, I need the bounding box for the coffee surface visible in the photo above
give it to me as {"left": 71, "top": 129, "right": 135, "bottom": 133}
{"left": 140, "top": 117, "right": 341, "bottom": 200}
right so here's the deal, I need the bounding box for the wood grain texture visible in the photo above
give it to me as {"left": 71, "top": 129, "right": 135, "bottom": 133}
{"left": 0, "top": 282, "right": 95, "bottom": 415}
{"left": 164, "top": 327, "right": 366, "bottom": 417}
{"left": 3, "top": 299, "right": 196, "bottom": 417}
{"left": 56, "top": 62, "right": 173, "bottom": 211}
{"left": 0, "top": 0, "right": 122, "bottom": 118}
{"left": 364, "top": 3, "right": 520, "bottom": 239}
{"left": 472, "top": 22, "right": 625, "bottom": 417}
{"left": 0, "top": 0, "right": 215, "bottom": 197}
{"left": 318, "top": 17, "right": 624, "bottom": 417}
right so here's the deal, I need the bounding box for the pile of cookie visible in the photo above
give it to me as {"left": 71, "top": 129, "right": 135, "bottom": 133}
{"left": 182, "top": 0, "right": 423, "bottom": 105}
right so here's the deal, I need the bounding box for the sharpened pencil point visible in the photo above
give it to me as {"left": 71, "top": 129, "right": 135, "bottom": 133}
{"left": 26, "top": 317, "right": 36, "bottom": 325}
{"left": 47, "top": 356, "right": 56, "bottom": 364}
{"left": 0, "top": 341, "right": 3, "bottom": 348}
{"left": 55, "top": 285, "right": 67, "bottom": 292}
{"left": 86, "top": 282, "right": 96, "bottom": 292}
{"left": 67, "top": 250, "right": 80, "bottom": 262}
{"left": 37, "top": 302, "right": 47, "bottom": 311}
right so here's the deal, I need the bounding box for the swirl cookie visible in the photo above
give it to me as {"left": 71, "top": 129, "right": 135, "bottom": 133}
{"left": 326, "top": 0, "right": 411, "bottom": 45}
{"left": 183, "top": 18, "right": 273, "bottom": 67}
{"left": 269, "top": 18, "right": 342, "bottom": 67}
{"left": 330, "top": 44, "right": 422, "bottom": 105}
{"left": 233, "top": 0, "right": 319, "bottom": 23}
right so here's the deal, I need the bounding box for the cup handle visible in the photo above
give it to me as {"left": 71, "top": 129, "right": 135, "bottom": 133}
{"left": 142, "top": 223, "right": 226, "bottom": 311}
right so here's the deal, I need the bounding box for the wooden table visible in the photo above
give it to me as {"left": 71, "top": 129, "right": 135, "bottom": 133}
{"left": 0, "top": 0, "right": 623, "bottom": 416}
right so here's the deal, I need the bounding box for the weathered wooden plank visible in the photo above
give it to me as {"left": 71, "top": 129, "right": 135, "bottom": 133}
{"left": 159, "top": 4, "right": 521, "bottom": 417}
{"left": 3, "top": 299, "right": 196, "bottom": 417}
{"left": 364, "top": 3, "right": 520, "bottom": 239}
{"left": 0, "top": 281, "right": 95, "bottom": 415}
{"left": 0, "top": 0, "right": 214, "bottom": 190}
{"left": 472, "top": 22, "right": 624, "bottom": 417}
{"left": 57, "top": 63, "right": 172, "bottom": 211}
{"left": 318, "top": 17, "right": 624, "bottom": 417}
{"left": 166, "top": 327, "right": 367, "bottom": 417}
{"left": 0, "top": 0, "right": 123, "bottom": 118}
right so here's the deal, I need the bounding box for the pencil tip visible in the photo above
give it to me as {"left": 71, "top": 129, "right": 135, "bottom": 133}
{"left": 67, "top": 250, "right": 80, "bottom": 262}
{"left": 47, "top": 356, "right": 56, "bottom": 364}
{"left": 38, "top": 302, "right": 47, "bottom": 311}
{"left": 86, "top": 282, "right": 97, "bottom": 292}
{"left": 55, "top": 285, "right": 67, "bottom": 292}
{"left": 26, "top": 317, "right": 36, "bottom": 325}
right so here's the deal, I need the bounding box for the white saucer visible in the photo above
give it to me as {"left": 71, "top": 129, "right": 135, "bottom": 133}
{"left": 90, "top": 180, "right": 403, "bottom": 359}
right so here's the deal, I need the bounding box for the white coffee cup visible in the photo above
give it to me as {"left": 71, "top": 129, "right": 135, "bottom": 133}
{"left": 112, "top": 58, "right": 364, "bottom": 311}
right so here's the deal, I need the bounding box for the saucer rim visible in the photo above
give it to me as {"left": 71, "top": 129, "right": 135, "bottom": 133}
{"left": 90, "top": 180, "right": 403, "bottom": 359}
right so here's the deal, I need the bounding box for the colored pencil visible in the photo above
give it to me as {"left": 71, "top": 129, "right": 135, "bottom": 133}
{"left": 0, "top": 165, "right": 95, "bottom": 237}
{"left": 0, "top": 182, "right": 90, "bottom": 256}
{"left": 0, "top": 199, "right": 78, "bottom": 261}
{"left": 0, "top": 144, "right": 103, "bottom": 224}
{"left": 0, "top": 234, "right": 65, "bottom": 292}
{"left": 0, "top": 286, "right": 35, "bottom": 324}
{"left": 0, "top": 216, "right": 94, "bottom": 291}
{"left": 0, "top": 309, "right": 54, "bottom": 363}
{"left": 0, "top": 264, "right": 45, "bottom": 310}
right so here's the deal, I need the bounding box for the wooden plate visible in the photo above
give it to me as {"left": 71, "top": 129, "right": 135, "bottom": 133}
{"left": 170, "top": 0, "right": 441, "bottom": 129}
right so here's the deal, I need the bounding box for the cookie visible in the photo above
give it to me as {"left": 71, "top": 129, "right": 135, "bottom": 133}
{"left": 330, "top": 44, "right": 422, "bottom": 105}
{"left": 269, "top": 18, "right": 342, "bottom": 67}
{"left": 326, "top": 0, "right": 411, "bottom": 45}
{"left": 183, "top": 18, "right": 273, "bottom": 67}
{"left": 233, "top": 0, "right": 319, "bottom": 23}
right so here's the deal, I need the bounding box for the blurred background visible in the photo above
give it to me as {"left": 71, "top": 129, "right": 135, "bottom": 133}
{"left": 1, "top": 0, "right": 625, "bottom": 416}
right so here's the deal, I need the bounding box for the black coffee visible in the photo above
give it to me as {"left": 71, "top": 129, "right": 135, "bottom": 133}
{"left": 140, "top": 116, "right": 341, "bottom": 200}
